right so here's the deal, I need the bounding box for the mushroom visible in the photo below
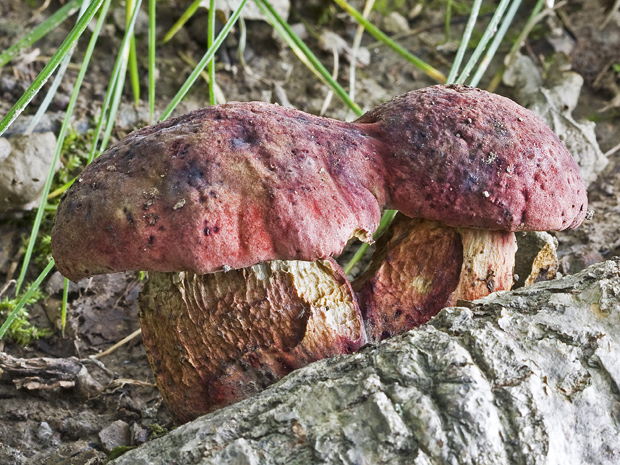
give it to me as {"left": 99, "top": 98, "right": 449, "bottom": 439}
{"left": 352, "top": 85, "right": 588, "bottom": 342}
{"left": 139, "top": 258, "right": 365, "bottom": 423}
{"left": 51, "top": 84, "right": 587, "bottom": 421}
{"left": 353, "top": 215, "right": 518, "bottom": 342}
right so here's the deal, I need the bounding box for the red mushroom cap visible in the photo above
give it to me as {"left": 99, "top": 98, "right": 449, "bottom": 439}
{"left": 51, "top": 102, "right": 384, "bottom": 282}
{"left": 51, "top": 85, "right": 587, "bottom": 282}
{"left": 357, "top": 84, "right": 588, "bottom": 231}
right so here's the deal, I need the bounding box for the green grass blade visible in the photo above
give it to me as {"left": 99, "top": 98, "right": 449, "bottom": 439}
{"left": 0, "top": 0, "right": 82, "bottom": 68}
{"left": 255, "top": 0, "right": 362, "bottom": 116}
{"left": 506, "top": 0, "right": 545, "bottom": 56}
{"left": 456, "top": 0, "right": 512, "bottom": 84}
{"left": 469, "top": 0, "right": 523, "bottom": 87}
{"left": 0, "top": 260, "right": 55, "bottom": 342}
{"left": 445, "top": 0, "right": 453, "bottom": 41}
{"left": 87, "top": 0, "right": 144, "bottom": 162}
{"left": 162, "top": 0, "right": 202, "bottom": 44}
{"left": 25, "top": 56, "right": 72, "bottom": 134}
{"left": 349, "top": 0, "right": 376, "bottom": 106}
{"left": 0, "top": 0, "right": 105, "bottom": 138}
{"left": 48, "top": 178, "right": 76, "bottom": 200}
{"left": 15, "top": 0, "right": 113, "bottom": 295}
{"left": 127, "top": 0, "right": 140, "bottom": 105}
{"left": 25, "top": 0, "right": 92, "bottom": 135}
{"left": 446, "top": 0, "right": 482, "bottom": 83}
{"left": 149, "top": 0, "right": 157, "bottom": 121}
{"left": 332, "top": 0, "right": 446, "bottom": 83}
{"left": 208, "top": 0, "right": 217, "bottom": 105}
{"left": 343, "top": 243, "right": 369, "bottom": 275}
{"left": 487, "top": 0, "right": 545, "bottom": 92}
{"left": 343, "top": 209, "right": 397, "bottom": 274}
{"left": 100, "top": 59, "right": 130, "bottom": 151}
{"left": 61, "top": 278, "right": 69, "bottom": 338}
{"left": 161, "top": 0, "right": 249, "bottom": 120}
{"left": 101, "top": 0, "right": 144, "bottom": 151}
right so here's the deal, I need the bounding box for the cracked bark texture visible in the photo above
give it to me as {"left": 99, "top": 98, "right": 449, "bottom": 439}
{"left": 112, "top": 258, "right": 620, "bottom": 465}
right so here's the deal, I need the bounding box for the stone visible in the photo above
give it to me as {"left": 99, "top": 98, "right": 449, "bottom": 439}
{"left": 513, "top": 231, "right": 558, "bottom": 288}
{"left": 0, "top": 132, "right": 58, "bottom": 212}
{"left": 200, "top": 0, "right": 289, "bottom": 21}
{"left": 503, "top": 52, "right": 607, "bottom": 186}
{"left": 111, "top": 259, "right": 620, "bottom": 464}
{"left": 99, "top": 420, "right": 132, "bottom": 454}
{"left": 382, "top": 11, "right": 410, "bottom": 34}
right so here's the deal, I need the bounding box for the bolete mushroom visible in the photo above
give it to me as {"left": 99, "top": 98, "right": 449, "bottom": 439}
{"left": 351, "top": 86, "right": 588, "bottom": 342}
{"left": 354, "top": 216, "right": 519, "bottom": 342}
{"left": 139, "top": 258, "right": 365, "bottom": 423}
{"left": 51, "top": 84, "right": 587, "bottom": 421}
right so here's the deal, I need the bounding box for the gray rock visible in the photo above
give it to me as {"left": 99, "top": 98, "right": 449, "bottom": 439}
{"left": 318, "top": 30, "right": 370, "bottom": 67}
{"left": 61, "top": 412, "right": 101, "bottom": 440}
{"left": 36, "top": 422, "right": 53, "bottom": 443}
{"left": 382, "top": 11, "right": 410, "bottom": 34}
{"left": 99, "top": 420, "right": 132, "bottom": 454}
{"left": 130, "top": 422, "right": 149, "bottom": 445}
{"left": 0, "top": 132, "right": 58, "bottom": 211}
{"left": 0, "top": 137, "right": 11, "bottom": 163}
{"left": 513, "top": 231, "right": 558, "bottom": 288}
{"left": 112, "top": 258, "right": 620, "bottom": 464}
{"left": 1, "top": 112, "right": 89, "bottom": 138}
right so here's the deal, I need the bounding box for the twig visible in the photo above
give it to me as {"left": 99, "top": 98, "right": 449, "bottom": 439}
{"left": 93, "top": 328, "right": 142, "bottom": 359}
{"left": 604, "top": 141, "right": 620, "bottom": 158}
{"left": 600, "top": 0, "right": 620, "bottom": 29}
{"left": 106, "top": 378, "right": 156, "bottom": 390}
{"left": 0, "top": 280, "right": 16, "bottom": 299}
{"left": 82, "top": 356, "right": 114, "bottom": 377}
{"left": 33, "top": 0, "right": 53, "bottom": 16}
{"left": 348, "top": 0, "right": 375, "bottom": 109}
{"left": 320, "top": 45, "right": 339, "bottom": 116}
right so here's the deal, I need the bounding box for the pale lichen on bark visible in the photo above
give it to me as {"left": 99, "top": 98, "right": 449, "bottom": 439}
{"left": 113, "top": 258, "right": 620, "bottom": 465}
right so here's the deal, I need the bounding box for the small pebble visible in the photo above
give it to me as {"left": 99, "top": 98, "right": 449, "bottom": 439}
{"left": 98, "top": 420, "right": 132, "bottom": 453}
{"left": 37, "top": 422, "right": 53, "bottom": 443}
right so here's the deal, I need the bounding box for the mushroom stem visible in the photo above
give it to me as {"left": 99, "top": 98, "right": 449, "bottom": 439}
{"left": 449, "top": 225, "right": 517, "bottom": 304}
{"left": 353, "top": 215, "right": 517, "bottom": 343}
{"left": 138, "top": 258, "right": 366, "bottom": 424}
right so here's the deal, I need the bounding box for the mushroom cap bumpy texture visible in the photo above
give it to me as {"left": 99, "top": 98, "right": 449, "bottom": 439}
{"left": 51, "top": 85, "right": 587, "bottom": 281}
{"left": 358, "top": 85, "right": 588, "bottom": 232}
{"left": 52, "top": 103, "right": 385, "bottom": 282}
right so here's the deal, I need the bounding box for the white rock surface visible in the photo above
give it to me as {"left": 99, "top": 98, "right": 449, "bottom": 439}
{"left": 112, "top": 258, "right": 620, "bottom": 465}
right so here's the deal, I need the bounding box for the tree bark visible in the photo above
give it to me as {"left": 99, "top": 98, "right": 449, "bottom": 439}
{"left": 112, "top": 258, "right": 620, "bottom": 465}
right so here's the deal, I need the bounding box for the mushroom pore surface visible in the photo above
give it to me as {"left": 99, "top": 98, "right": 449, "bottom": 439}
{"left": 51, "top": 85, "right": 587, "bottom": 281}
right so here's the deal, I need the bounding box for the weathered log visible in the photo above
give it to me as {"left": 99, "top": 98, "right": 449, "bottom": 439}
{"left": 112, "top": 258, "right": 620, "bottom": 465}
{"left": 0, "top": 353, "right": 103, "bottom": 397}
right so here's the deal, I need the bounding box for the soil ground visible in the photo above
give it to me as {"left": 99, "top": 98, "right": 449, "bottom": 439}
{"left": 0, "top": 0, "right": 618, "bottom": 463}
